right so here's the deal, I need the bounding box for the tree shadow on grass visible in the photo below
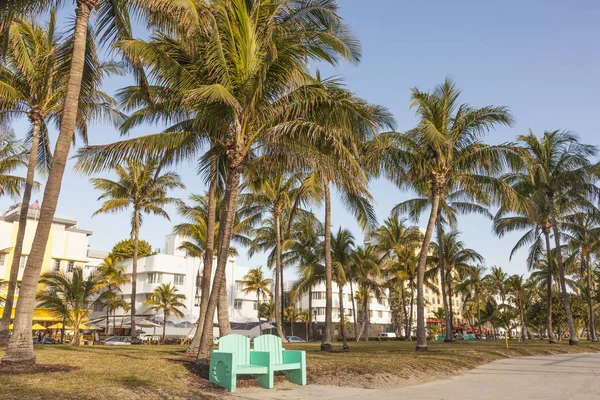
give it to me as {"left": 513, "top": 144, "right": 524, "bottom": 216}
{"left": 0, "top": 363, "right": 79, "bottom": 375}
{"left": 118, "top": 375, "right": 153, "bottom": 388}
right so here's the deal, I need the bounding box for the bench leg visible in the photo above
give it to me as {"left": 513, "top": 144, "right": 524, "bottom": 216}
{"left": 283, "top": 368, "right": 306, "bottom": 386}
{"left": 256, "top": 369, "right": 274, "bottom": 389}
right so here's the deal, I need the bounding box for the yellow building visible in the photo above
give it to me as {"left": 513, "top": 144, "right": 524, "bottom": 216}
{"left": 0, "top": 203, "right": 103, "bottom": 323}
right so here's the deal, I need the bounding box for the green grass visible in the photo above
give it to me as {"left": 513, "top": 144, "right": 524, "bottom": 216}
{"left": 0, "top": 339, "right": 598, "bottom": 398}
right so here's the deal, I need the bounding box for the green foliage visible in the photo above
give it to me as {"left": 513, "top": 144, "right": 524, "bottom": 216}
{"left": 109, "top": 239, "right": 154, "bottom": 261}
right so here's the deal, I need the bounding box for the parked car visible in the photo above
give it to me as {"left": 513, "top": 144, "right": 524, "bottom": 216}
{"left": 102, "top": 336, "right": 142, "bottom": 345}
{"left": 286, "top": 336, "right": 306, "bottom": 343}
{"left": 377, "top": 332, "right": 397, "bottom": 340}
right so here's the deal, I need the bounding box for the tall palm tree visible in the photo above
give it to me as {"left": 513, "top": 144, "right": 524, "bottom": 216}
{"left": 0, "top": 6, "right": 129, "bottom": 362}
{"left": 509, "top": 130, "right": 599, "bottom": 344}
{"left": 457, "top": 265, "right": 488, "bottom": 338}
{"left": 331, "top": 228, "right": 355, "bottom": 349}
{"left": 96, "top": 257, "right": 130, "bottom": 335}
{"left": 74, "top": 1, "right": 395, "bottom": 362}
{"left": 144, "top": 283, "right": 186, "bottom": 343}
{"left": 175, "top": 191, "right": 255, "bottom": 353}
{"left": 562, "top": 212, "right": 600, "bottom": 342}
{"left": 506, "top": 274, "right": 530, "bottom": 343}
{"left": 0, "top": 13, "right": 125, "bottom": 346}
{"left": 381, "top": 79, "right": 514, "bottom": 350}
{"left": 91, "top": 159, "right": 183, "bottom": 340}
{"left": 429, "top": 230, "right": 484, "bottom": 339}
{"left": 240, "top": 267, "right": 273, "bottom": 335}
{"left": 35, "top": 267, "right": 100, "bottom": 346}
{"left": 350, "top": 246, "right": 383, "bottom": 342}
{"left": 0, "top": 128, "right": 25, "bottom": 199}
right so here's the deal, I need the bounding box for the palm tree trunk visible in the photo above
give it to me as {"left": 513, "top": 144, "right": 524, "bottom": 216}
{"left": 106, "top": 307, "right": 110, "bottom": 337}
{"left": 519, "top": 303, "right": 527, "bottom": 343}
{"left": 308, "top": 287, "right": 313, "bottom": 341}
{"left": 187, "top": 153, "right": 217, "bottom": 353}
{"left": 130, "top": 208, "right": 140, "bottom": 340}
{"left": 543, "top": 230, "right": 557, "bottom": 343}
{"left": 60, "top": 316, "right": 66, "bottom": 344}
{"left": 477, "top": 293, "right": 482, "bottom": 338}
{"left": 415, "top": 191, "right": 442, "bottom": 351}
{"left": 408, "top": 286, "right": 414, "bottom": 340}
{"left": 350, "top": 281, "right": 357, "bottom": 340}
{"left": 322, "top": 181, "right": 333, "bottom": 349}
{"left": 274, "top": 213, "right": 286, "bottom": 341}
{"left": 72, "top": 328, "right": 80, "bottom": 347}
{"left": 197, "top": 165, "right": 243, "bottom": 363}
{"left": 365, "top": 300, "right": 370, "bottom": 342}
{"left": 436, "top": 219, "right": 452, "bottom": 342}
{"left": 356, "top": 297, "right": 367, "bottom": 341}
{"left": 1, "top": 2, "right": 94, "bottom": 367}
{"left": 0, "top": 119, "right": 40, "bottom": 347}
{"left": 447, "top": 278, "right": 454, "bottom": 336}
{"left": 257, "top": 292, "right": 262, "bottom": 335}
{"left": 113, "top": 312, "right": 116, "bottom": 337}
{"left": 548, "top": 200, "right": 578, "bottom": 345}
{"left": 217, "top": 283, "right": 231, "bottom": 335}
{"left": 585, "top": 254, "right": 598, "bottom": 342}
{"left": 401, "top": 284, "right": 408, "bottom": 340}
{"left": 339, "top": 283, "right": 348, "bottom": 349}
{"left": 280, "top": 263, "right": 285, "bottom": 334}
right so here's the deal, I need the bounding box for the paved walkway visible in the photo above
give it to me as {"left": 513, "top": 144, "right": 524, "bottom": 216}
{"left": 234, "top": 353, "right": 600, "bottom": 400}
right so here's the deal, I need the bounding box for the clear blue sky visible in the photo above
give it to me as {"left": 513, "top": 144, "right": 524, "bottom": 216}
{"left": 2, "top": 0, "right": 599, "bottom": 280}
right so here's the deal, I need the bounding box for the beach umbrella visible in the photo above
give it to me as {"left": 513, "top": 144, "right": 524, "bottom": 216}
{"left": 47, "top": 322, "right": 74, "bottom": 330}
{"left": 32, "top": 323, "right": 47, "bottom": 331}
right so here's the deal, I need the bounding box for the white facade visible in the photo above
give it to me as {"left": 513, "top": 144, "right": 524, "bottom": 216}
{"left": 111, "top": 234, "right": 261, "bottom": 326}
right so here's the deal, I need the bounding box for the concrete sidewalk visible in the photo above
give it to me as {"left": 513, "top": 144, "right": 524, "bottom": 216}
{"left": 234, "top": 353, "right": 600, "bottom": 400}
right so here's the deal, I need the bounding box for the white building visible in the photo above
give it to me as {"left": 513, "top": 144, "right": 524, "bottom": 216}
{"left": 104, "top": 234, "right": 262, "bottom": 334}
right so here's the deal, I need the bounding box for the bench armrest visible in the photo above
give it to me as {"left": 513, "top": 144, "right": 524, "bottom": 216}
{"left": 282, "top": 350, "right": 305, "bottom": 364}
{"left": 250, "top": 350, "right": 272, "bottom": 367}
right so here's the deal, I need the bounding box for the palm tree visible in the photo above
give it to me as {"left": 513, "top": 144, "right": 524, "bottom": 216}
{"left": 35, "top": 267, "right": 100, "bottom": 346}
{"left": 331, "top": 228, "right": 355, "bottom": 350}
{"left": 175, "top": 191, "right": 255, "bottom": 353}
{"left": 429, "top": 230, "right": 484, "bottom": 339}
{"left": 99, "top": 292, "right": 129, "bottom": 336}
{"left": 240, "top": 267, "right": 273, "bottom": 335}
{"left": 91, "top": 159, "right": 183, "bottom": 340}
{"left": 506, "top": 274, "right": 530, "bottom": 343}
{"left": 0, "top": 128, "right": 26, "bottom": 199}
{"left": 562, "top": 212, "right": 600, "bottom": 342}
{"left": 298, "top": 310, "right": 310, "bottom": 342}
{"left": 381, "top": 79, "right": 513, "bottom": 350}
{"left": 284, "top": 306, "right": 301, "bottom": 337}
{"left": 74, "top": 1, "right": 395, "bottom": 362}
{"left": 510, "top": 130, "right": 599, "bottom": 344}
{"left": 144, "top": 283, "right": 186, "bottom": 343}
{"left": 0, "top": 0, "right": 135, "bottom": 364}
{"left": 350, "top": 246, "right": 383, "bottom": 342}
{"left": 259, "top": 301, "right": 276, "bottom": 323}
{"left": 96, "top": 257, "right": 130, "bottom": 335}
{"left": 457, "top": 265, "right": 488, "bottom": 338}
{"left": 0, "top": 14, "right": 125, "bottom": 346}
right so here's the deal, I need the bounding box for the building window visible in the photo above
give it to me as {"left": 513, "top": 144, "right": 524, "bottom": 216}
{"left": 19, "top": 256, "right": 27, "bottom": 269}
{"left": 347, "top": 294, "right": 353, "bottom": 303}
{"left": 315, "top": 307, "right": 326, "bottom": 316}
{"left": 67, "top": 261, "right": 74, "bottom": 273}
{"left": 0, "top": 253, "right": 5, "bottom": 267}
{"left": 311, "top": 292, "right": 326, "bottom": 300}
{"left": 252, "top": 301, "right": 258, "bottom": 310}
{"left": 174, "top": 274, "right": 185, "bottom": 286}
{"left": 378, "top": 311, "right": 383, "bottom": 318}
{"left": 53, "top": 259, "right": 61, "bottom": 272}
{"left": 234, "top": 300, "right": 243, "bottom": 310}
{"left": 148, "top": 273, "right": 162, "bottom": 284}
{"left": 235, "top": 280, "right": 244, "bottom": 291}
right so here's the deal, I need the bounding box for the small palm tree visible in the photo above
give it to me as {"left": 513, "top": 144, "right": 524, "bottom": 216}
{"left": 144, "top": 283, "right": 186, "bottom": 343}
{"left": 240, "top": 267, "right": 273, "bottom": 335}
{"left": 506, "top": 274, "right": 530, "bottom": 342}
{"left": 351, "top": 246, "right": 383, "bottom": 342}
{"left": 96, "top": 257, "right": 130, "bottom": 336}
{"left": 91, "top": 159, "right": 183, "bottom": 339}
{"left": 298, "top": 310, "right": 310, "bottom": 341}
{"left": 457, "top": 265, "right": 488, "bottom": 337}
{"left": 36, "top": 267, "right": 100, "bottom": 346}
{"left": 381, "top": 79, "right": 513, "bottom": 350}
{"left": 259, "top": 301, "right": 276, "bottom": 323}
{"left": 284, "top": 307, "right": 301, "bottom": 337}
{"left": 331, "top": 228, "right": 355, "bottom": 349}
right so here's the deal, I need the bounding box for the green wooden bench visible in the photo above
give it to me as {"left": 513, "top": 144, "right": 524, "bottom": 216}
{"left": 209, "top": 334, "right": 271, "bottom": 392}
{"left": 253, "top": 334, "right": 306, "bottom": 388}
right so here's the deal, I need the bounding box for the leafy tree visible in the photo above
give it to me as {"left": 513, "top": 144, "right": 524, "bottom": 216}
{"left": 109, "top": 239, "right": 154, "bottom": 261}
{"left": 91, "top": 159, "right": 183, "bottom": 340}
{"left": 144, "top": 283, "right": 186, "bottom": 343}
{"left": 381, "top": 79, "right": 513, "bottom": 350}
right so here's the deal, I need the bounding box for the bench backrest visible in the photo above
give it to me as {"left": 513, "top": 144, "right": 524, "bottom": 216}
{"left": 218, "top": 334, "right": 251, "bottom": 366}
{"left": 253, "top": 334, "right": 283, "bottom": 364}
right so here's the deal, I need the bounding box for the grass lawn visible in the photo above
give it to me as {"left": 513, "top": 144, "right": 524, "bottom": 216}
{"left": 0, "top": 339, "right": 598, "bottom": 399}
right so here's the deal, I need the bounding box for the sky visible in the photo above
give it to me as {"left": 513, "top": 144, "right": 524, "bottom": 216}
{"left": 1, "top": 0, "right": 600, "bottom": 281}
